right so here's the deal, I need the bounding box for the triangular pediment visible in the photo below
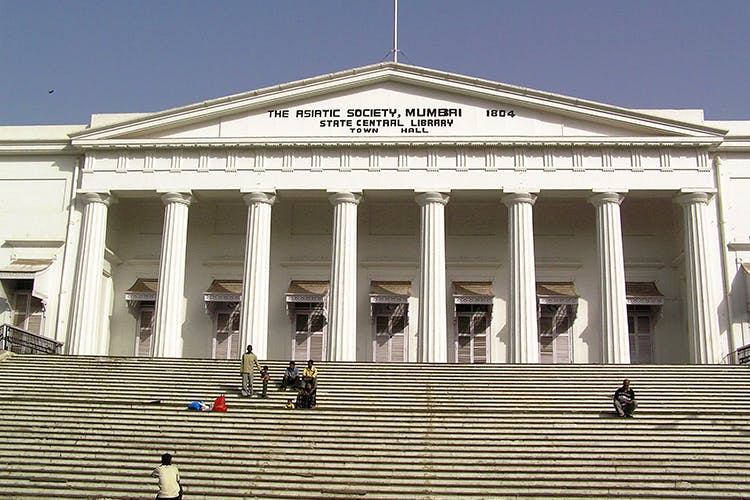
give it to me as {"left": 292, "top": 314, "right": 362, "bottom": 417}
{"left": 71, "top": 63, "right": 726, "bottom": 146}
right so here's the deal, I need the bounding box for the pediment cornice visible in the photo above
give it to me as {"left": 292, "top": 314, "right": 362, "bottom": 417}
{"left": 70, "top": 62, "right": 727, "bottom": 145}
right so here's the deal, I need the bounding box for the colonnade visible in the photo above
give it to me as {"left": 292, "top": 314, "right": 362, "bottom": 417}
{"left": 66, "top": 189, "right": 722, "bottom": 363}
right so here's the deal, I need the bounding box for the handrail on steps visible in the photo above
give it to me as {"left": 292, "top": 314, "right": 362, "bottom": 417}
{"left": 0, "top": 323, "right": 63, "bottom": 354}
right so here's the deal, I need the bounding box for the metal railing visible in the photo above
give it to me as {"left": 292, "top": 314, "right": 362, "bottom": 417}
{"left": 738, "top": 344, "right": 750, "bottom": 365}
{"left": 0, "top": 324, "right": 63, "bottom": 354}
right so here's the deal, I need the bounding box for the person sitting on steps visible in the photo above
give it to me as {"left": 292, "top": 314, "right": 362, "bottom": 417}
{"left": 613, "top": 378, "right": 637, "bottom": 417}
{"left": 151, "top": 453, "right": 182, "bottom": 500}
{"left": 295, "top": 381, "right": 315, "bottom": 409}
{"left": 280, "top": 360, "right": 301, "bottom": 391}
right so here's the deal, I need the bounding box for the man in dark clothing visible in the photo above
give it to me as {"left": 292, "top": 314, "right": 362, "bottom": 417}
{"left": 613, "top": 378, "right": 637, "bottom": 417}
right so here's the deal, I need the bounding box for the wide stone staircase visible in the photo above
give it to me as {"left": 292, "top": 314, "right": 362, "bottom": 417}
{"left": 0, "top": 353, "right": 748, "bottom": 499}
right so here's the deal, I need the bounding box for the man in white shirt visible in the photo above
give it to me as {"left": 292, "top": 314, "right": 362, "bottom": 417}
{"left": 151, "top": 453, "right": 182, "bottom": 499}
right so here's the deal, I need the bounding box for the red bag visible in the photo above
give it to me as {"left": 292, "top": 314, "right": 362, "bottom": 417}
{"left": 213, "top": 394, "right": 227, "bottom": 412}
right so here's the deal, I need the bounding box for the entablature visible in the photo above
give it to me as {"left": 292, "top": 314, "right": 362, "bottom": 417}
{"left": 72, "top": 135, "right": 720, "bottom": 150}
{"left": 80, "top": 143, "right": 716, "bottom": 175}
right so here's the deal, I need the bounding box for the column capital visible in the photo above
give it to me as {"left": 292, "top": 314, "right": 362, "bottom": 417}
{"left": 160, "top": 192, "right": 193, "bottom": 206}
{"left": 675, "top": 191, "right": 711, "bottom": 206}
{"left": 328, "top": 191, "right": 362, "bottom": 205}
{"left": 78, "top": 191, "right": 113, "bottom": 206}
{"left": 415, "top": 191, "right": 449, "bottom": 206}
{"left": 502, "top": 192, "right": 537, "bottom": 207}
{"left": 588, "top": 192, "right": 624, "bottom": 207}
{"left": 243, "top": 191, "right": 276, "bottom": 206}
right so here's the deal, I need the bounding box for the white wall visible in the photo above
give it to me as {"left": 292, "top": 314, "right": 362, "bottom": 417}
{"left": 0, "top": 154, "right": 77, "bottom": 340}
{"left": 717, "top": 153, "right": 750, "bottom": 352}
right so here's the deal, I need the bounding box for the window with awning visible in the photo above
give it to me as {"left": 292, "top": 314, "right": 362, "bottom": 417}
{"left": 370, "top": 281, "right": 410, "bottom": 362}
{"left": 453, "top": 282, "right": 493, "bottom": 363}
{"left": 286, "top": 281, "right": 328, "bottom": 361}
{"left": 0, "top": 259, "right": 55, "bottom": 335}
{"left": 537, "top": 282, "right": 579, "bottom": 364}
{"left": 124, "top": 278, "right": 157, "bottom": 357}
{"left": 203, "top": 280, "right": 242, "bottom": 359}
{"left": 625, "top": 282, "right": 664, "bottom": 364}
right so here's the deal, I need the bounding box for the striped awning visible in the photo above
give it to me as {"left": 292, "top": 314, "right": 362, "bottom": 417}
{"left": 370, "top": 281, "right": 411, "bottom": 303}
{"left": 204, "top": 279, "right": 242, "bottom": 302}
{"left": 453, "top": 281, "right": 494, "bottom": 304}
{"left": 286, "top": 281, "right": 329, "bottom": 303}
{"left": 625, "top": 282, "right": 664, "bottom": 305}
{"left": 124, "top": 278, "right": 158, "bottom": 302}
{"left": 0, "top": 259, "right": 54, "bottom": 279}
{"left": 537, "top": 282, "right": 579, "bottom": 305}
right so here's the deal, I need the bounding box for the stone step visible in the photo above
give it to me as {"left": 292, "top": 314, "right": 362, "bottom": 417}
{"left": 3, "top": 409, "right": 747, "bottom": 426}
{"left": 1, "top": 353, "right": 749, "bottom": 499}
{"left": 0, "top": 478, "right": 742, "bottom": 500}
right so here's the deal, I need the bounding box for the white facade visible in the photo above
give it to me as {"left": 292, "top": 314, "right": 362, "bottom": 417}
{"left": 1, "top": 62, "right": 749, "bottom": 363}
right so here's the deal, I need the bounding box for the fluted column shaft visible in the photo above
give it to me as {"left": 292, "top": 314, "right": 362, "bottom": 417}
{"left": 503, "top": 193, "right": 538, "bottom": 363}
{"left": 67, "top": 192, "right": 111, "bottom": 355}
{"left": 240, "top": 192, "right": 276, "bottom": 359}
{"left": 589, "top": 192, "right": 630, "bottom": 363}
{"left": 152, "top": 192, "right": 192, "bottom": 357}
{"left": 676, "top": 192, "right": 719, "bottom": 363}
{"left": 327, "top": 192, "right": 361, "bottom": 361}
{"left": 416, "top": 192, "right": 449, "bottom": 362}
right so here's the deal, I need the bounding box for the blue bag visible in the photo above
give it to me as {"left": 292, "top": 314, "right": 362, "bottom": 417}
{"left": 187, "top": 401, "right": 203, "bottom": 411}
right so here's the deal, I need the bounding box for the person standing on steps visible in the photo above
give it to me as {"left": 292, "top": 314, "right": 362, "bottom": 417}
{"left": 151, "top": 453, "right": 182, "bottom": 499}
{"left": 241, "top": 344, "right": 261, "bottom": 397}
{"left": 260, "top": 365, "right": 270, "bottom": 398}
{"left": 613, "top": 378, "right": 637, "bottom": 417}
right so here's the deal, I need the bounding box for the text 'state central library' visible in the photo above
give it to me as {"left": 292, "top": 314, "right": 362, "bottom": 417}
{"left": 2, "top": 62, "right": 750, "bottom": 365}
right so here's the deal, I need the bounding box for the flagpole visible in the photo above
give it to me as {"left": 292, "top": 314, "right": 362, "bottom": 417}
{"left": 393, "top": 0, "right": 398, "bottom": 63}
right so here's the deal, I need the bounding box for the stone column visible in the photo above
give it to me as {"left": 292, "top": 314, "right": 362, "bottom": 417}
{"left": 675, "top": 192, "right": 720, "bottom": 363}
{"left": 589, "top": 192, "right": 630, "bottom": 364}
{"left": 327, "top": 192, "right": 361, "bottom": 361}
{"left": 239, "top": 192, "right": 276, "bottom": 359}
{"left": 416, "top": 192, "right": 450, "bottom": 362}
{"left": 152, "top": 192, "right": 192, "bottom": 357}
{"left": 503, "top": 192, "right": 538, "bottom": 363}
{"left": 67, "top": 192, "right": 112, "bottom": 355}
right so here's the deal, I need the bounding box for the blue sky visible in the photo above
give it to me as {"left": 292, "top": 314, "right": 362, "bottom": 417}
{"left": 2, "top": 0, "right": 749, "bottom": 125}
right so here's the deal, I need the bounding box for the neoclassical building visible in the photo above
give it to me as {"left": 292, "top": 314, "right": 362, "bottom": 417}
{"left": 1, "top": 63, "right": 749, "bottom": 364}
